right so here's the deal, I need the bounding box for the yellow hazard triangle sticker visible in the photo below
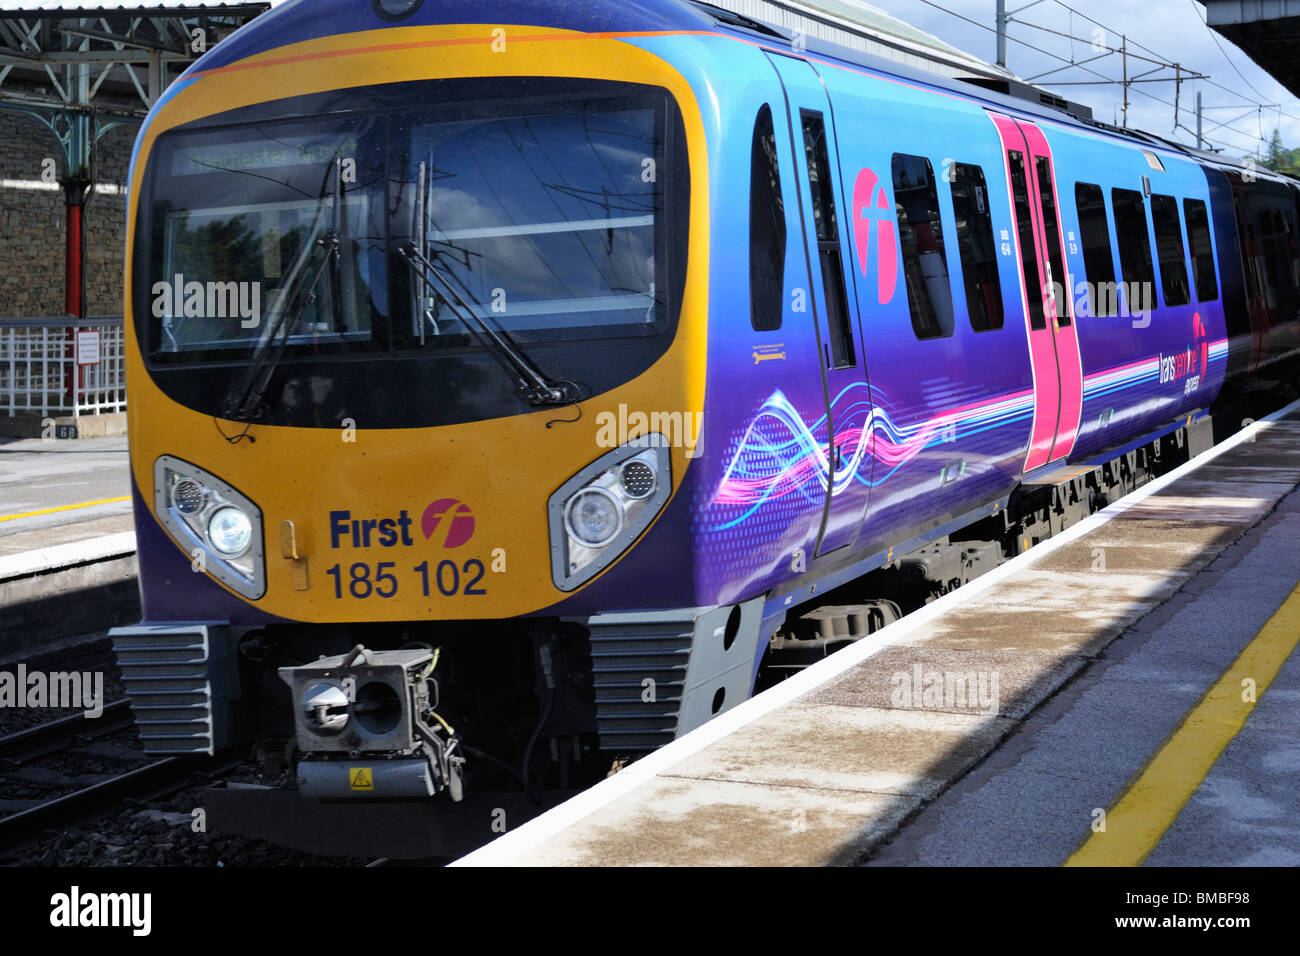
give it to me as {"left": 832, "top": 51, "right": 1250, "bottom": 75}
{"left": 349, "top": 767, "right": 373, "bottom": 790}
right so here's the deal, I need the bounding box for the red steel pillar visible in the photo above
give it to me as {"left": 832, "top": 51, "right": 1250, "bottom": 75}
{"left": 62, "top": 178, "right": 90, "bottom": 406}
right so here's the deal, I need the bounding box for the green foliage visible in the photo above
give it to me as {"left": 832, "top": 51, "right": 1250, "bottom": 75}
{"left": 1259, "top": 129, "right": 1300, "bottom": 176}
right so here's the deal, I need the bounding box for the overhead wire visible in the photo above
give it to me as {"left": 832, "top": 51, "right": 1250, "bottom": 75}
{"left": 1052, "top": 0, "right": 1300, "bottom": 132}
{"left": 911, "top": 0, "right": 1294, "bottom": 155}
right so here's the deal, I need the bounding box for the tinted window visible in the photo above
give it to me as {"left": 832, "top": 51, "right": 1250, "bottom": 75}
{"left": 402, "top": 101, "right": 665, "bottom": 344}
{"left": 1150, "top": 194, "right": 1191, "bottom": 307}
{"left": 1243, "top": 219, "right": 1264, "bottom": 298}
{"left": 803, "top": 111, "right": 855, "bottom": 367}
{"left": 749, "top": 105, "right": 786, "bottom": 331}
{"left": 1183, "top": 198, "right": 1218, "bottom": 302}
{"left": 136, "top": 77, "right": 691, "bottom": 431}
{"left": 1284, "top": 210, "right": 1300, "bottom": 287}
{"left": 1008, "top": 151, "right": 1045, "bottom": 330}
{"left": 1259, "top": 209, "right": 1282, "bottom": 290}
{"left": 950, "top": 162, "right": 1003, "bottom": 332}
{"left": 1258, "top": 207, "right": 1300, "bottom": 292}
{"left": 1034, "top": 156, "right": 1072, "bottom": 325}
{"left": 1075, "top": 182, "right": 1118, "bottom": 317}
{"left": 150, "top": 114, "right": 388, "bottom": 360}
{"left": 893, "top": 152, "right": 954, "bottom": 338}
{"left": 1269, "top": 208, "right": 1300, "bottom": 289}
{"left": 1112, "top": 188, "right": 1156, "bottom": 316}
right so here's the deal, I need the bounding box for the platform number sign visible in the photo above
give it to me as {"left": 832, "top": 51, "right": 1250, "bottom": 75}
{"left": 76, "top": 330, "right": 101, "bottom": 366}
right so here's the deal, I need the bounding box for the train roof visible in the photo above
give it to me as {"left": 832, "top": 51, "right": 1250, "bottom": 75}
{"left": 698, "top": 1, "right": 1300, "bottom": 188}
{"left": 186, "top": 0, "right": 1300, "bottom": 189}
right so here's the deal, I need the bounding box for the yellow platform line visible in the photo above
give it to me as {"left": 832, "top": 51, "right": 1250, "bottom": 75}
{"left": 1065, "top": 580, "right": 1300, "bottom": 867}
{"left": 0, "top": 496, "right": 131, "bottom": 523}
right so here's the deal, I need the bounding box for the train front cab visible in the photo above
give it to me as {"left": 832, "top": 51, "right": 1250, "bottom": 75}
{"left": 106, "top": 19, "right": 759, "bottom": 849}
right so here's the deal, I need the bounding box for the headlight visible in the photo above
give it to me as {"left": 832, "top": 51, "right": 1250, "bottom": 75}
{"left": 548, "top": 434, "right": 672, "bottom": 591}
{"left": 171, "top": 478, "right": 206, "bottom": 515}
{"left": 565, "top": 488, "right": 623, "bottom": 547}
{"left": 207, "top": 506, "right": 253, "bottom": 556}
{"left": 154, "top": 456, "right": 266, "bottom": 600}
{"left": 619, "top": 460, "right": 657, "bottom": 499}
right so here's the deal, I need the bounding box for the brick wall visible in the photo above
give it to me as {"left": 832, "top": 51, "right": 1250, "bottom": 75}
{"left": 0, "top": 108, "right": 136, "bottom": 318}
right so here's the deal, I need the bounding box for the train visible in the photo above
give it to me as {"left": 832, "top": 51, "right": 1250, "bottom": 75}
{"left": 110, "top": 0, "right": 1300, "bottom": 856}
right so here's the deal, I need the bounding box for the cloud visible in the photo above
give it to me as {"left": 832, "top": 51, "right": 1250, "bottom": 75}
{"left": 869, "top": 0, "right": 1300, "bottom": 156}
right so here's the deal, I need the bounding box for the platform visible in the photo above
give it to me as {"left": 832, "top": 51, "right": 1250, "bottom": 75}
{"left": 453, "top": 400, "right": 1300, "bottom": 867}
{"left": 0, "top": 435, "right": 132, "bottom": 550}
{"left": 0, "top": 435, "right": 136, "bottom": 653}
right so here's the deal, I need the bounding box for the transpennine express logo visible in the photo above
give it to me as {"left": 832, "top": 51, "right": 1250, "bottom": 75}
{"left": 1193, "top": 311, "right": 1209, "bottom": 380}
{"left": 1160, "top": 312, "right": 1210, "bottom": 394}
{"left": 853, "top": 167, "right": 898, "bottom": 304}
{"left": 421, "top": 498, "right": 475, "bottom": 548}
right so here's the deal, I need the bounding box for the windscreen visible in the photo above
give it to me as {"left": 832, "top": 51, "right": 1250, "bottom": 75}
{"left": 135, "top": 78, "right": 688, "bottom": 428}
{"left": 148, "top": 116, "right": 385, "bottom": 360}
{"left": 141, "top": 82, "right": 679, "bottom": 361}
{"left": 399, "top": 105, "right": 661, "bottom": 345}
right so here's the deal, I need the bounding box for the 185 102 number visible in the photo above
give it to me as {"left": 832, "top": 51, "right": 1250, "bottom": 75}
{"left": 324, "top": 559, "right": 487, "bottom": 599}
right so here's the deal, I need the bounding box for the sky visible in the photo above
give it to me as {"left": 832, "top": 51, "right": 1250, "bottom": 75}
{"left": 862, "top": 0, "right": 1300, "bottom": 159}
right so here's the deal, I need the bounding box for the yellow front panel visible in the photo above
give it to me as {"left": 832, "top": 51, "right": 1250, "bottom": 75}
{"left": 126, "top": 25, "right": 709, "bottom": 621}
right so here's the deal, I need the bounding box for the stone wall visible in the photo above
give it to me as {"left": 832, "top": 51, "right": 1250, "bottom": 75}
{"left": 0, "top": 107, "right": 137, "bottom": 318}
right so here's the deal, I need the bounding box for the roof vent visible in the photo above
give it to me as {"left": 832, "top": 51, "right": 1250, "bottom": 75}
{"left": 959, "top": 76, "right": 1094, "bottom": 121}
{"left": 689, "top": 1, "right": 788, "bottom": 39}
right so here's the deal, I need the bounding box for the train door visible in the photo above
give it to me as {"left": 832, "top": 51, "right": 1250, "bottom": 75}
{"left": 765, "top": 52, "right": 873, "bottom": 556}
{"left": 1227, "top": 176, "right": 1266, "bottom": 368}
{"left": 989, "top": 112, "right": 1084, "bottom": 473}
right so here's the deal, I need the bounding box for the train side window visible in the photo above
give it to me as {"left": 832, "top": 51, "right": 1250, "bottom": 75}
{"left": 1007, "top": 151, "right": 1045, "bottom": 330}
{"left": 800, "top": 110, "right": 855, "bottom": 367}
{"left": 949, "top": 162, "right": 1004, "bottom": 332}
{"left": 1281, "top": 210, "right": 1300, "bottom": 287}
{"left": 1033, "top": 156, "right": 1073, "bottom": 325}
{"left": 1111, "top": 187, "right": 1156, "bottom": 315}
{"left": 749, "top": 104, "right": 786, "bottom": 332}
{"left": 1257, "top": 209, "right": 1282, "bottom": 291}
{"left": 1182, "top": 198, "right": 1218, "bottom": 302}
{"left": 1150, "top": 195, "right": 1191, "bottom": 307}
{"left": 892, "top": 152, "right": 955, "bottom": 338}
{"left": 1243, "top": 219, "right": 1264, "bottom": 296}
{"left": 1074, "top": 183, "right": 1118, "bottom": 317}
{"left": 1271, "top": 208, "right": 1299, "bottom": 289}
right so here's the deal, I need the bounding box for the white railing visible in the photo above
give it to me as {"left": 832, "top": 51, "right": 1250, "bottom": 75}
{"left": 0, "top": 316, "right": 126, "bottom": 418}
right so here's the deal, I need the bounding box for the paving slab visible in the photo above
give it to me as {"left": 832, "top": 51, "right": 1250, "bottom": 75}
{"left": 517, "top": 776, "right": 921, "bottom": 867}
{"left": 663, "top": 704, "right": 1014, "bottom": 799}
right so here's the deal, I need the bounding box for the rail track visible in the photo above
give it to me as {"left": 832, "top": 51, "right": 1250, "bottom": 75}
{"left": 0, "top": 703, "right": 239, "bottom": 855}
{"left": 0, "top": 699, "right": 132, "bottom": 765}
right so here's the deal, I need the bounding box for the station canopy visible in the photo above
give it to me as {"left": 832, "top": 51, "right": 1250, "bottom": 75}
{"left": 1199, "top": 0, "right": 1300, "bottom": 98}
{"left": 0, "top": 0, "right": 273, "bottom": 319}
{"left": 0, "top": 0, "right": 273, "bottom": 118}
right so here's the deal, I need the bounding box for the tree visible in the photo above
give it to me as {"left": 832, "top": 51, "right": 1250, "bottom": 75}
{"left": 1266, "top": 128, "right": 1286, "bottom": 169}
{"left": 1261, "top": 129, "right": 1300, "bottom": 176}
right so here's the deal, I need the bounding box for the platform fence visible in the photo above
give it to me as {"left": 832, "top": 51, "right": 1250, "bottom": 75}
{"left": 0, "top": 316, "right": 126, "bottom": 418}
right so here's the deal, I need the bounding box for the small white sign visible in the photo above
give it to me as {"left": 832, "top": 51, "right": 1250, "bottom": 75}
{"left": 76, "top": 330, "right": 100, "bottom": 366}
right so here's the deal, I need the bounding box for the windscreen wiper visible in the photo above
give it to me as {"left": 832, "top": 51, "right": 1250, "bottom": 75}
{"left": 220, "top": 158, "right": 344, "bottom": 422}
{"left": 220, "top": 231, "right": 339, "bottom": 421}
{"left": 398, "top": 241, "right": 575, "bottom": 406}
